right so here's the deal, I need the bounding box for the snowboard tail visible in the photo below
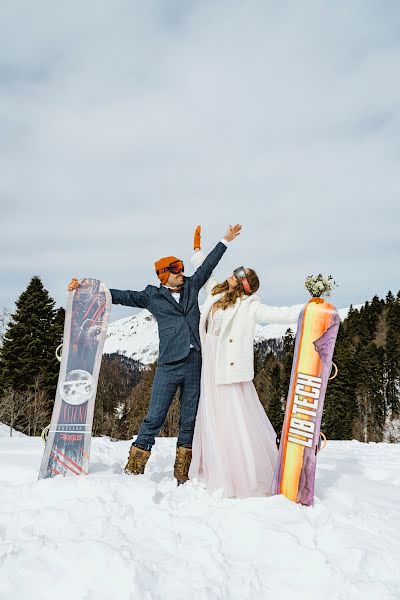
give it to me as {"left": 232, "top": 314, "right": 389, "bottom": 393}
{"left": 271, "top": 298, "right": 340, "bottom": 505}
{"left": 38, "top": 279, "right": 111, "bottom": 479}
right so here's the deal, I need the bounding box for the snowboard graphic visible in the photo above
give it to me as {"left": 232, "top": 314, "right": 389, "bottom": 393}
{"left": 271, "top": 298, "right": 340, "bottom": 505}
{"left": 38, "top": 279, "right": 111, "bottom": 479}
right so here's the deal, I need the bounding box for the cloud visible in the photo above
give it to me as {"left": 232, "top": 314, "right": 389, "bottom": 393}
{"left": 1, "top": 0, "right": 400, "bottom": 321}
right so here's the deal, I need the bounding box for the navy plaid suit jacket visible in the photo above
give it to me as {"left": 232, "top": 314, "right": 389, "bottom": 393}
{"left": 110, "top": 242, "right": 227, "bottom": 364}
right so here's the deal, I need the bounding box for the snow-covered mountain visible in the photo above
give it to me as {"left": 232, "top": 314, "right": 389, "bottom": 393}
{"left": 104, "top": 310, "right": 160, "bottom": 364}
{"left": 104, "top": 303, "right": 362, "bottom": 364}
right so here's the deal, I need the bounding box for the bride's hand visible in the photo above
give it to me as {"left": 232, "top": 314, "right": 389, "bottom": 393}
{"left": 194, "top": 225, "right": 201, "bottom": 251}
{"left": 224, "top": 224, "right": 242, "bottom": 242}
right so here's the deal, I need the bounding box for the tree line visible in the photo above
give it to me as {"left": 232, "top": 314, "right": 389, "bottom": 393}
{"left": 1, "top": 277, "right": 399, "bottom": 442}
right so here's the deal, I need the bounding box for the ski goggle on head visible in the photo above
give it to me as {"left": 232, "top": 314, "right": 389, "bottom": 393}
{"left": 233, "top": 266, "right": 252, "bottom": 294}
{"left": 156, "top": 260, "right": 184, "bottom": 276}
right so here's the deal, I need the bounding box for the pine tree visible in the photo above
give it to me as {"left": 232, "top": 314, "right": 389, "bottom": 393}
{"left": 323, "top": 324, "right": 358, "bottom": 439}
{"left": 267, "top": 363, "right": 284, "bottom": 434}
{"left": 365, "top": 295, "right": 384, "bottom": 340}
{"left": 347, "top": 304, "right": 355, "bottom": 317}
{"left": 47, "top": 307, "right": 65, "bottom": 396}
{"left": 385, "top": 294, "right": 400, "bottom": 416}
{"left": 0, "top": 277, "right": 63, "bottom": 395}
{"left": 281, "top": 328, "right": 295, "bottom": 392}
{"left": 386, "top": 290, "right": 395, "bottom": 304}
{"left": 354, "top": 342, "right": 385, "bottom": 441}
{"left": 254, "top": 350, "right": 272, "bottom": 410}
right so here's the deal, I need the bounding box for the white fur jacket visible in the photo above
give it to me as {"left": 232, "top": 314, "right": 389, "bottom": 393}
{"left": 191, "top": 251, "right": 305, "bottom": 385}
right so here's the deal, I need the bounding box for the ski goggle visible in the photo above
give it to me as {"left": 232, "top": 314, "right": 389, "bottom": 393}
{"left": 156, "top": 260, "right": 184, "bottom": 276}
{"left": 233, "top": 266, "right": 252, "bottom": 294}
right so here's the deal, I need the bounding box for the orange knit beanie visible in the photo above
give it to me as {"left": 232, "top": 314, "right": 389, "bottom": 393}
{"left": 155, "top": 256, "right": 179, "bottom": 285}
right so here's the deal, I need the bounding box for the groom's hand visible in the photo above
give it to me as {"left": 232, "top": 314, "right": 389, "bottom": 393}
{"left": 194, "top": 225, "right": 201, "bottom": 251}
{"left": 223, "top": 224, "right": 242, "bottom": 243}
{"left": 67, "top": 278, "right": 80, "bottom": 291}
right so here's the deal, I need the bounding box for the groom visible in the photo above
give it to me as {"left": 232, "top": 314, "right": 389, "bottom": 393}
{"left": 68, "top": 224, "right": 241, "bottom": 483}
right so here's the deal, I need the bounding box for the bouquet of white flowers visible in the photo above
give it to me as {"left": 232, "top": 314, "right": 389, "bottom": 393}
{"left": 304, "top": 274, "right": 338, "bottom": 298}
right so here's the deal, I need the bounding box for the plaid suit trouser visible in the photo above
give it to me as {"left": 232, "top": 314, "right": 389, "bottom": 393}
{"left": 134, "top": 348, "right": 202, "bottom": 448}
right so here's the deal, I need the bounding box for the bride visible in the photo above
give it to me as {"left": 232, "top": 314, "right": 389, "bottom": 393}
{"left": 189, "top": 227, "right": 304, "bottom": 498}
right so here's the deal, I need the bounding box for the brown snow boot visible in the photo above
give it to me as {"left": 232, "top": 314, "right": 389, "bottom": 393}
{"left": 174, "top": 444, "right": 192, "bottom": 485}
{"left": 124, "top": 444, "right": 151, "bottom": 475}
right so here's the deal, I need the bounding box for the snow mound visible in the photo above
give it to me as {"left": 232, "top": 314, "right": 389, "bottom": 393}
{"left": 0, "top": 435, "right": 399, "bottom": 599}
{"left": 0, "top": 422, "right": 26, "bottom": 437}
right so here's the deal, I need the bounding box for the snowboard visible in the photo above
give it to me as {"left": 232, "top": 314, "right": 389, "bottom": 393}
{"left": 38, "top": 279, "right": 111, "bottom": 479}
{"left": 271, "top": 298, "right": 340, "bottom": 505}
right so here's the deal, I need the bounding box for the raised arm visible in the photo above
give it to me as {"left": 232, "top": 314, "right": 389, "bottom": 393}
{"left": 252, "top": 301, "right": 305, "bottom": 325}
{"left": 191, "top": 250, "right": 219, "bottom": 296}
{"left": 189, "top": 224, "right": 241, "bottom": 291}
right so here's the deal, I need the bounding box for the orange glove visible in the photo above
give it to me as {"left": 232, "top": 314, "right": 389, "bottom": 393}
{"left": 67, "top": 278, "right": 80, "bottom": 291}
{"left": 194, "top": 225, "right": 201, "bottom": 250}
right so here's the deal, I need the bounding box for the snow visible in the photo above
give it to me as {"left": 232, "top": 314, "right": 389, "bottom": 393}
{"left": 0, "top": 422, "right": 26, "bottom": 437}
{"left": 105, "top": 304, "right": 363, "bottom": 363}
{"left": 384, "top": 417, "right": 400, "bottom": 443}
{"left": 1, "top": 435, "right": 399, "bottom": 599}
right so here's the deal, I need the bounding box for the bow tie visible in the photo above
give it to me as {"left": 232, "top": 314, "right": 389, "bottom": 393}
{"left": 166, "top": 287, "right": 183, "bottom": 294}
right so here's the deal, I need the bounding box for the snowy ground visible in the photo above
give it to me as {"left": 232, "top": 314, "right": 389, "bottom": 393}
{"left": 1, "top": 435, "right": 400, "bottom": 600}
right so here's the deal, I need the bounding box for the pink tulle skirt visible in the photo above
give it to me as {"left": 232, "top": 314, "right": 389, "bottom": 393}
{"left": 189, "top": 333, "right": 278, "bottom": 498}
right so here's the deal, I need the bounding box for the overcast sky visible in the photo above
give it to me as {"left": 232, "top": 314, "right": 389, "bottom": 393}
{"left": 1, "top": 0, "right": 399, "bottom": 323}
